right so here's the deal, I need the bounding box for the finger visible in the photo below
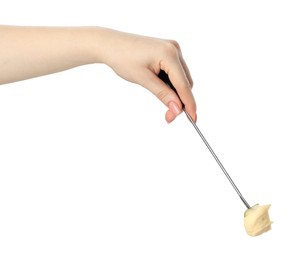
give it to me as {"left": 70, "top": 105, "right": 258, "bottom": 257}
{"left": 161, "top": 59, "right": 197, "bottom": 122}
{"left": 179, "top": 53, "right": 194, "bottom": 88}
{"left": 165, "top": 109, "right": 176, "bottom": 124}
{"left": 140, "top": 69, "right": 183, "bottom": 121}
{"left": 170, "top": 41, "right": 194, "bottom": 88}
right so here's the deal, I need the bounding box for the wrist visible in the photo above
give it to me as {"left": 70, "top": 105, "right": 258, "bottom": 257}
{"left": 88, "top": 26, "right": 116, "bottom": 65}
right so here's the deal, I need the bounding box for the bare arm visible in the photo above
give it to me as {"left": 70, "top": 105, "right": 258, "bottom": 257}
{"left": 0, "top": 25, "right": 196, "bottom": 123}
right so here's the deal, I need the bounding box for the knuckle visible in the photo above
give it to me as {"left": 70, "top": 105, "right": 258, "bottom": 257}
{"left": 181, "top": 79, "right": 192, "bottom": 90}
{"left": 161, "top": 40, "right": 180, "bottom": 56}
{"left": 156, "top": 89, "right": 170, "bottom": 103}
{"left": 189, "top": 81, "right": 193, "bottom": 89}
{"left": 167, "top": 39, "right": 180, "bottom": 49}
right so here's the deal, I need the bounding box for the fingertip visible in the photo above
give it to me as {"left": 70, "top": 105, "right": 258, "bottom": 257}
{"left": 165, "top": 110, "right": 176, "bottom": 124}
{"left": 184, "top": 102, "right": 197, "bottom": 123}
{"left": 191, "top": 112, "right": 197, "bottom": 123}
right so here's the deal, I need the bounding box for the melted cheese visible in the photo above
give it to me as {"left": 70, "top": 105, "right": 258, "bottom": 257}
{"left": 244, "top": 204, "right": 272, "bottom": 236}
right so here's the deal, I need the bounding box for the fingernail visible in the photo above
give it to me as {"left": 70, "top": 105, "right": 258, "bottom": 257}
{"left": 168, "top": 101, "right": 181, "bottom": 116}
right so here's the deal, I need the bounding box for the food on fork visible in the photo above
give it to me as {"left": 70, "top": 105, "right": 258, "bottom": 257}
{"left": 244, "top": 204, "right": 272, "bottom": 236}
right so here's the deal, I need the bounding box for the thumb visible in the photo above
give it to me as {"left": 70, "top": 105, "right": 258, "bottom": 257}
{"left": 141, "top": 69, "right": 183, "bottom": 123}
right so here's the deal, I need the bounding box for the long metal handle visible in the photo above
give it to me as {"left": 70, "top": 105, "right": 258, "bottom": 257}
{"left": 184, "top": 110, "right": 251, "bottom": 209}
{"left": 158, "top": 70, "right": 251, "bottom": 209}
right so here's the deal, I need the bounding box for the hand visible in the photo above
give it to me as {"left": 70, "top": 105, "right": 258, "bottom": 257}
{"left": 0, "top": 26, "right": 197, "bottom": 123}
{"left": 97, "top": 28, "right": 197, "bottom": 123}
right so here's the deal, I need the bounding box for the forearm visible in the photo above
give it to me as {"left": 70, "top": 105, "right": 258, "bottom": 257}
{"left": 0, "top": 25, "right": 104, "bottom": 84}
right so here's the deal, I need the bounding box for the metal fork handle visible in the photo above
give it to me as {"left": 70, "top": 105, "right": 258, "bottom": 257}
{"left": 158, "top": 70, "right": 251, "bottom": 209}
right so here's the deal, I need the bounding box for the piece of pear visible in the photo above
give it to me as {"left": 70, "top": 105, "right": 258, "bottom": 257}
{"left": 244, "top": 204, "right": 272, "bottom": 236}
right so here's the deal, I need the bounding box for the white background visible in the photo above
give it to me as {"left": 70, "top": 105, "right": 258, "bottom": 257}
{"left": 1, "top": 0, "right": 306, "bottom": 259}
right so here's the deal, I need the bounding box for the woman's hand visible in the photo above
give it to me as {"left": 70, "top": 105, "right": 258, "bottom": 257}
{"left": 0, "top": 26, "right": 196, "bottom": 123}
{"left": 97, "top": 28, "right": 196, "bottom": 123}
